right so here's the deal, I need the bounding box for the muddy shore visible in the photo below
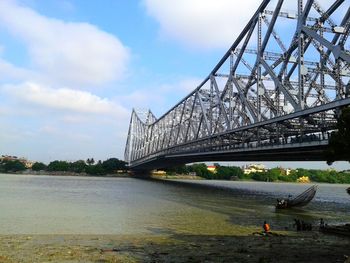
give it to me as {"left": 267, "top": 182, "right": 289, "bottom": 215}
{"left": 0, "top": 231, "right": 349, "bottom": 263}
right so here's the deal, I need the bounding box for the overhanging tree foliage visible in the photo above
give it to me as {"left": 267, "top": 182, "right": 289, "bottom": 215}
{"left": 326, "top": 107, "right": 350, "bottom": 165}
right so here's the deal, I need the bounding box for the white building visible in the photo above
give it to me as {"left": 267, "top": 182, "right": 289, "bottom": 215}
{"left": 243, "top": 164, "right": 266, "bottom": 174}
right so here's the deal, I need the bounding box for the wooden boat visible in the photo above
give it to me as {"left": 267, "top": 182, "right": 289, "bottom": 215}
{"left": 276, "top": 185, "right": 317, "bottom": 209}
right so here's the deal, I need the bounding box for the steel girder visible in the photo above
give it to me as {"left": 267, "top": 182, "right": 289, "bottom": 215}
{"left": 125, "top": 0, "right": 350, "bottom": 167}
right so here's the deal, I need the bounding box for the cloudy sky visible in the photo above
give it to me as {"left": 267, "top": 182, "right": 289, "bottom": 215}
{"left": 0, "top": 0, "right": 348, "bottom": 170}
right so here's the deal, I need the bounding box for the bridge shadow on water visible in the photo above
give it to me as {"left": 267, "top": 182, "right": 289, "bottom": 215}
{"left": 136, "top": 177, "right": 350, "bottom": 231}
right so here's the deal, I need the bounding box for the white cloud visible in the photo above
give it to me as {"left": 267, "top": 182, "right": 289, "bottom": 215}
{"left": 0, "top": 1, "right": 133, "bottom": 162}
{"left": 143, "top": 0, "right": 345, "bottom": 50}
{"left": 3, "top": 82, "right": 129, "bottom": 116}
{"left": 123, "top": 78, "right": 201, "bottom": 102}
{"left": 118, "top": 77, "right": 202, "bottom": 117}
{"left": 0, "top": 58, "right": 36, "bottom": 81}
{"left": 0, "top": 0, "right": 130, "bottom": 87}
{"left": 143, "top": 0, "right": 261, "bottom": 49}
{"left": 39, "top": 124, "right": 92, "bottom": 141}
{"left": 60, "top": 115, "right": 90, "bottom": 124}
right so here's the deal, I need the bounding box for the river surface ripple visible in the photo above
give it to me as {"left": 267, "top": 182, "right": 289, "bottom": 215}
{"left": 0, "top": 173, "right": 349, "bottom": 234}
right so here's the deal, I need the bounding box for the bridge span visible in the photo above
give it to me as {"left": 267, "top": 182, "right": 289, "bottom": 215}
{"left": 125, "top": 0, "right": 350, "bottom": 170}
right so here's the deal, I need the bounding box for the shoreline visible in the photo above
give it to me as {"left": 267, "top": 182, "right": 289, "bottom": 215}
{"left": 3, "top": 172, "right": 350, "bottom": 186}
{"left": 152, "top": 174, "right": 350, "bottom": 186}
{"left": 1, "top": 231, "right": 349, "bottom": 262}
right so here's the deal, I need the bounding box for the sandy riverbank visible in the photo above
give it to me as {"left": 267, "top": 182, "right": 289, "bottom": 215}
{"left": 1, "top": 231, "right": 349, "bottom": 263}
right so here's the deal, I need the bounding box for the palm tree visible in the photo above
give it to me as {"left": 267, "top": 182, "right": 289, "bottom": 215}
{"left": 86, "top": 158, "right": 95, "bottom": 166}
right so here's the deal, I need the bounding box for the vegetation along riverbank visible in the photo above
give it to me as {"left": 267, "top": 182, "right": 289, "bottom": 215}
{"left": 1, "top": 155, "right": 350, "bottom": 184}
{"left": 0, "top": 157, "right": 127, "bottom": 176}
{"left": 162, "top": 163, "right": 350, "bottom": 184}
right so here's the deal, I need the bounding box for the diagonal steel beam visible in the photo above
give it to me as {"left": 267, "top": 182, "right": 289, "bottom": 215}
{"left": 302, "top": 26, "right": 350, "bottom": 63}
{"left": 197, "top": 91, "right": 211, "bottom": 134}
{"left": 260, "top": 59, "right": 299, "bottom": 110}
{"left": 211, "top": 75, "right": 231, "bottom": 129}
{"left": 232, "top": 77, "right": 258, "bottom": 122}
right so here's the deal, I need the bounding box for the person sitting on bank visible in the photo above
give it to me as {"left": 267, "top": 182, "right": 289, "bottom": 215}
{"left": 263, "top": 221, "right": 270, "bottom": 232}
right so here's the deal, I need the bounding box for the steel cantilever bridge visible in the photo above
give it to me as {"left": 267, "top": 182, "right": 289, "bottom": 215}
{"left": 125, "top": 0, "right": 350, "bottom": 170}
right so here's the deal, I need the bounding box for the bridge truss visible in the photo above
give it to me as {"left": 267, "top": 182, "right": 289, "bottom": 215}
{"left": 125, "top": 0, "right": 350, "bottom": 169}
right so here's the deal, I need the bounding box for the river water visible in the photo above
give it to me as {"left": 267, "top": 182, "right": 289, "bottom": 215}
{"left": 0, "top": 173, "right": 349, "bottom": 235}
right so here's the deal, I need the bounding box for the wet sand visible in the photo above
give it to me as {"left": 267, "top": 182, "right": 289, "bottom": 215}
{"left": 0, "top": 231, "right": 349, "bottom": 263}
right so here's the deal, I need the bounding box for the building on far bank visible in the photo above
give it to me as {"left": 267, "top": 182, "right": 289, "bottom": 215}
{"left": 274, "top": 166, "right": 292, "bottom": 176}
{"left": 152, "top": 170, "right": 166, "bottom": 176}
{"left": 243, "top": 164, "right": 266, "bottom": 174}
{"left": 207, "top": 165, "right": 217, "bottom": 173}
{"left": 285, "top": 168, "right": 292, "bottom": 176}
{"left": 23, "top": 160, "right": 34, "bottom": 169}
{"left": 1, "top": 155, "right": 18, "bottom": 162}
{"left": 0, "top": 155, "right": 34, "bottom": 169}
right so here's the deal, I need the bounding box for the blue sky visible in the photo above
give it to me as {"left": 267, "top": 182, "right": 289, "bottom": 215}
{"left": 0, "top": 0, "right": 348, "bottom": 170}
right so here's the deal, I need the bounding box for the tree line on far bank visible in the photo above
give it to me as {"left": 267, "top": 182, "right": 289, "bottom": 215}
{"left": 164, "top": 163, "right": 350, "bottom": 184}
{"left": 164, "top": 163, "right": 244, "bottom": 180}
{"left": 0, "top": 158, "right": 127, "bottom": 175}
{"left": 1, "top": 157, "right": 350, "bottom": 184}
